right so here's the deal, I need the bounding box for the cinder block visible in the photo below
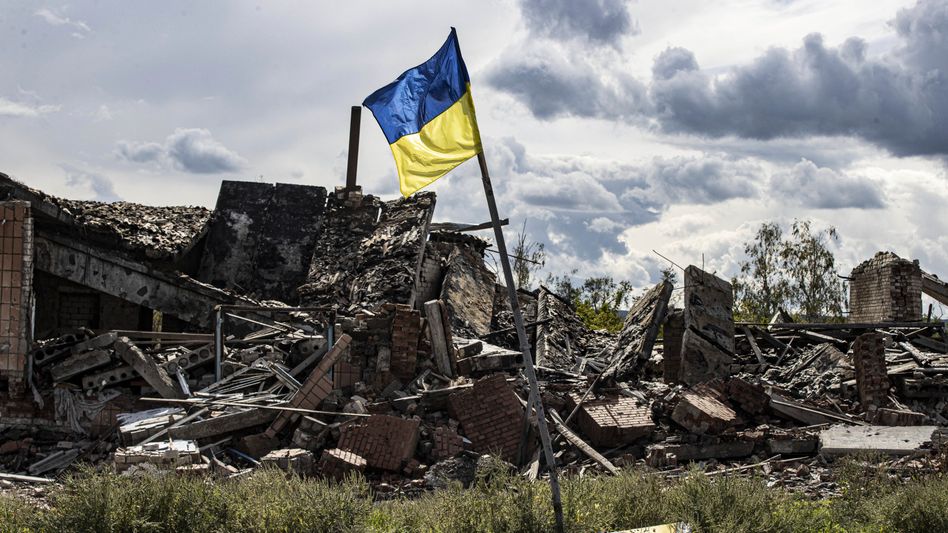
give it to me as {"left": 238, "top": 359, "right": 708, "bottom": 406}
{"left": 261, "top": 448, "right": 315, "bottom": 476}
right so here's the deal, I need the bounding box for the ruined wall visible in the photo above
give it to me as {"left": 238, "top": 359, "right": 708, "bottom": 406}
{"left": 198, "top": 181, "right": 327, "bottom": 303}
{"left": 663, "top": 309, "right": 685, "bottom": 384}
{"left": 604, "top": 280, "right": 672, "bottom": 381}
{"left": 1, "top": 172, "right": 210, "bottom": 266}
{"left": 849, "top": 251, "right": 922, "bottom": 323}
{"left": 439, "top": 241, "right": 495, "bottom": 338}
{"left": 33, "top": 271, "right": 144, "bottom": 335}
{"left": 298, "top": 191, "right": 435, "bottom": 311}
{"left": 0, "top": 201, "right": 33, "bottom": 395}
{"left": 680, "top": 266, "right": 734, "bottom": 386}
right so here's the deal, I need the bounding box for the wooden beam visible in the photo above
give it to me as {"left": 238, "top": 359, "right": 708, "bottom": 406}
{"left": 741, "top": 325, "right": 766, "bottom": 366}
{"left": 550, "top": 411, "right": 618, "bottom": 475}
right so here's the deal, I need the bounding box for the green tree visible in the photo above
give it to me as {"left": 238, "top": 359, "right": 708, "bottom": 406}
{"left": 733, "top": 219, "right": 847, "bottom": 322}
{"left": 546, "top": 273, "right": 633, "bottom": 332}
{"left": 783, "top": 220, "right": 846, "bottom": 321}
{"left": 733, "top": 222, "right": 790, "bottom": 321}
{"left": 512, "top": 221, "right": 545, "bottom": 290}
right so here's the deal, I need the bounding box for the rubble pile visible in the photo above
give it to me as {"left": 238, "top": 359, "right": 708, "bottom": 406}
{"left": 2, "top": 175, "right": 948, "bottom": 500}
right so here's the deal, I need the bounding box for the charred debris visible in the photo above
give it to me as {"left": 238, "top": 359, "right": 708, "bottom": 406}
{"left": 1, "top": 172, "right": 948, "bottom": 496}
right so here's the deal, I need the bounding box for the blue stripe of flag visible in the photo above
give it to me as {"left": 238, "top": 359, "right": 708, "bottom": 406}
{"left": 363, "top": 28, "right": 471, "bottom": 145}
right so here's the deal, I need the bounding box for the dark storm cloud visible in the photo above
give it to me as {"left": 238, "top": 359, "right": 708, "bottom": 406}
{"left": 635, "top": 154, "right": 761, "bottom": 204}
{"left": 650, "top": 1, "right": 948, "bottom": 157}
{"left": 651, "top": 47, "right": 698, "bottom": 81}
{"left": 484, "top": 46, "right": 648, "bottom": 120}
{"left": 116, "top": 128, "right": 246, "bottom": 174}
{"left": 771, "top": 159, "right": 887, "bottom": 209}
{"left": 493, "top": 0, "right": 948, "bottom": 158}
{"left": 430, "top": 136, "right": 661, "bottom": 259}
{"left": 519, "top": 0, "right": 638, "bottom": 48}
{"left": 650, "top": 31, "right": 938, "bottom": 156}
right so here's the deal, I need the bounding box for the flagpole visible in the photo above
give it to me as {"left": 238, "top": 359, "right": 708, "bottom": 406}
{"left": 476, "top": 151, "right": 565, "bottom": 533}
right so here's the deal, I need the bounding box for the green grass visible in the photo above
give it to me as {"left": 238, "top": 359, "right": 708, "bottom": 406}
{"left": 1, "top": 459, "right": 947, "bottom": 532}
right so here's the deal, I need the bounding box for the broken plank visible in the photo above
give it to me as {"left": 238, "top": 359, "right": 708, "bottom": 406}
{"left": 550, "top": 411, "right": 618, "bottom": 475}
{"left": 425, "top": 300, "right": 455, "bottom": 378}
{"left": 741, "top": 325, "right": 766, "bottom": 366}
{"left": 899, "top": 341, "right": 932, "bottom": 367}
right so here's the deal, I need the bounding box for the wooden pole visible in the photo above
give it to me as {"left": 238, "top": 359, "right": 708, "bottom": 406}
{"left": 476, "top": 151, "right": 565, "bottom": 533}
{"left": 346, "top": 106, "right": 362, "bottom": 191}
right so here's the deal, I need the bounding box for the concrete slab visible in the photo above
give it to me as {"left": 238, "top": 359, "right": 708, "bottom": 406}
{"left": 819, "top": 424, "right": 939, "bottom": 457}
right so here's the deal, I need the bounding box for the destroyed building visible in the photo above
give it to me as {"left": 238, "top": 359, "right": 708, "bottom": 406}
{"left": 2, "top": 170, "right": 948, "bottom": 493}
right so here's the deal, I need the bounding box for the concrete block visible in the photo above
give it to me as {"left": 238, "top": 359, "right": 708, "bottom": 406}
{"left": 114, "top": 337, "right": 183, "bottom": 399}
{"left": 261, "top": 448, "right": 315, "bottom": 476}
{"left": 819, "top": 424, "right": 938, "bottom": 457}
{"left": 680, "top": 266, "right": 734, "bottom": 385}
{"left": 50, "top": 349, "right": 113, "bottom": 382}
{"left": 70, "top": 332, "right": 118, "bottom": 354}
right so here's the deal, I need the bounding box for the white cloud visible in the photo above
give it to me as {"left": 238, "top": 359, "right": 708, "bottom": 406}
{"left": 116, "top": 128, "right": 247, "bottom": 174}
{"left": 62, "top": 164, "right": 120, "bottom": 202}
{"left": 34, "top": 7, "right": 92, "bottom": 36}
{"left": 0, "top": 97, "right": 60, "bottom": 118}
{"left": 771, "top": 159, "right": 887, "bottom": 209}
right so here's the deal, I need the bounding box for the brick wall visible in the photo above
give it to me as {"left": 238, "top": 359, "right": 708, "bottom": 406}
{"left": 663, "top": 309, "right": 684, "bottom": 384}
{"left": 337, "top": 414, "right": 420, "bottom": 471}
{"left": 849, "top": 252, "right": 922, "bottom": 322}
{"left": 571, "top": 395, "right": 654, "bottom": 447}
{"left": 34, "top": 271, "right": 145, "bottom": 335}
{"left": 431, "top": 426, "right": 464, "bottom": 459}
{"left": 266, "top": 334, "right": 351, "bottom": 437}
{"left": 853, "top": 332, "right": 890, "bottom": 409}
{"left": 414, "top": 244, "right": 446, "bottom": 310}
{"left": 389, "top": 304, "right": 420, "bottom": 381}
{"left": 332, "top": 359, "right": 362, "bottom": 391}
{"left": 448, "top": 374, "right": 524, "bottom": 462}
{"left": 0, "top": 201, "right": 33, "bottom": 395}
{"left": 58, "top": 293, "right": 99, "bottom": 328}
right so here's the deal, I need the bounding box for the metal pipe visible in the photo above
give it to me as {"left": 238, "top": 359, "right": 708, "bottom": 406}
{"left": 214, "top": 306, "right": 223, "bottom": 382}
{"left": 476, "top": 151, "right": 564, "bottom": 532}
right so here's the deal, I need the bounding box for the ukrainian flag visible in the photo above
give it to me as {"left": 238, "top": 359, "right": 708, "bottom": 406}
{"left": 364, "top": 28, "right": 482, "bottom": 197}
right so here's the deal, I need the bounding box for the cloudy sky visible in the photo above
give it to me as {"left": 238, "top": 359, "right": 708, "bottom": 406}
{"left": 2, "top": 0, "right": 946, "bottom": 314}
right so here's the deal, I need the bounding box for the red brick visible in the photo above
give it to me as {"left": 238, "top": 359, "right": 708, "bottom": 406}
{"left": 571, "top": 394, "right": 654, "bottom": 447}
{"left": 853, "top": 332, "right": 890, "bottom": 409}
{"left": 448, "top": 374, "right": 524, "bottom": 462}
{"left": 671, "top": 389, "right": 738, "bottom": 435}
{"left": 337, "top": 415, "right": 419, "bottom": 471}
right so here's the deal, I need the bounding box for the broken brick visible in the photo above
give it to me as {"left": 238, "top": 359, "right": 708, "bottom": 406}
{"left": 338, "top": 415, "right": 420, "bottom": 472}
{"left": 671, "top": 389, "right": 739, "bottom": 435}
{"left": 571, "top": 395, "right": 655, "bottom": 448}
{"left": 448, "top": 374, "right": 524, "bottom": 463}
